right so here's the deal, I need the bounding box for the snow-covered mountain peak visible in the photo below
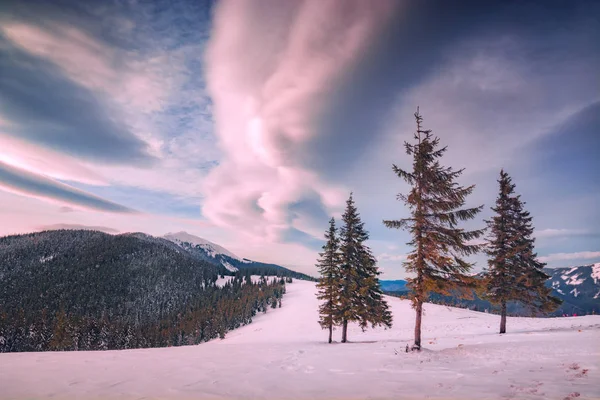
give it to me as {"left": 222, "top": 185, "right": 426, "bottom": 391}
{"left": 164, "top": 231, "right": 241, "bottom": 261}
{"left": 592, "top": 263, "right": 600, "bottom": 284}
{"left": 162, "top": 232, "right": 308, "bottom": 277}
{"left": 545, "top": 264, "right": 600, "bottom": 310}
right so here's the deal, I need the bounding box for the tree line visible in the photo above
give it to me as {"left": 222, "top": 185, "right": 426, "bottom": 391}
{"left": 316, "top": 109, "right": 560, "bottom": 349}
{"left": 0, "top": 274, "right": 286, "bottom": 352}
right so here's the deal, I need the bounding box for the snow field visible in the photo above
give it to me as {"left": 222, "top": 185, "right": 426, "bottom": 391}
{"left": 1, "top": 280, "right": 599, "bottom": 400}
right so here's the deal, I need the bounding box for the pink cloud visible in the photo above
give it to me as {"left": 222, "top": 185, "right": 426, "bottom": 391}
{"left": 1, "top": 22, "right": 169, "bottom": 115}
{"left": 0, "top": 189, "right": 218, "bottom": 240}
{"left": 0, "top": 133, "right": 107, "bottom": 185}
{"left": 204, "top": 0, "right": 395, "bottom": 241}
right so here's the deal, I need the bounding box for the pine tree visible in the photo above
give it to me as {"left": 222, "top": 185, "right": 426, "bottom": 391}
{"left": 316, "top": 218, "right": 342, "bottom": 343}
{"left": 339, "top": 193, "right": 392, "bottom": 343}
{"left": 484, "top": 170, "right": 561, "bottom": 333}
{"left": 383, "top": 109, "right": 484, "bottom": 350}
{"left": 49, "top": 309, "right": 70, "bottom": 351}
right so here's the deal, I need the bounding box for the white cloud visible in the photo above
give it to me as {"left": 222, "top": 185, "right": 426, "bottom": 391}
{"left": 203, "top": 0, "right": 396, "bottom": 242}
{"left": 539, "top": 251, "right": 600, "bottom": 263}
{"left": 377, "top": 252, "right": 407, "bottom": 262}
{"left": 536, "top": 228, "right": 592, "bottom": 238}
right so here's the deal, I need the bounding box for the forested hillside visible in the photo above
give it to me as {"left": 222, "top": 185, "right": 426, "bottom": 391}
{"left": 0, "top": 230, "right": 287, "bottom": 352}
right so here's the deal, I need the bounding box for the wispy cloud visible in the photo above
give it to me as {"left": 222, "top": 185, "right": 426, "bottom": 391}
{"left": 536, "top": 229, "right": 597, "bottom": 239}
{"left": 382, "top": 34, "right": 600, "bottom": 180}
{"left": 0, "top": 134, "right": 107, "bottom": 185}
{"left": 0, "top": 161, "right": 136, "bottom": 213}
{"left": 0, "top": 41, "right": 156, "bottom": 166}
{"left": 1, "top": 22, "right": 170, "bottom": 114}
{"left": 377, "top": 253, "right": 407, "bottom": 262}
{"left": 539, "top": 251, "right": 600, "bottom": 263}
{"left": 0, "top": 2, "right": 220, "bottom": 206}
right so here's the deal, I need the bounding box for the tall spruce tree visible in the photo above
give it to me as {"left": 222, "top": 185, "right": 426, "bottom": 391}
{"left": 316, "top": 218, "right": 342, "bottom": 343}
{"left": 484, "top": 170, "right": 560, "bottom": 333}
{"left": 339, "top": 193, "right": 392, "bottom": 343}
{"left": 383, "top": 109, "right": 484, "bottom": 350}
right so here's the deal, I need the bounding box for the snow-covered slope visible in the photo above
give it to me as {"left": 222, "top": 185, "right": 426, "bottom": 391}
{"left": 164, "top": 231, "right": 242, "bottom": 272}
{"left": 165, "top": 231, "right": 241, "bottom": 260}
{"left": 1, "top": 281, "right": 599, "bottom": 400}
{"left": 163, "top": 232, "right": 314, "bottom": 279}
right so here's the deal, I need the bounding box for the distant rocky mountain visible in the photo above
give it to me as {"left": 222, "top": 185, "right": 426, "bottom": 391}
{"left": 164, "top": 231, "right": 315, "bottom": 280}
{"left": 381, "top": 264, "right": 600, "bottom": 316}
{"left": 380, "top": 280, "right": 408, "bottom": 292}
{"left": 545, "top": 264, "right": 600, "bottom": 315}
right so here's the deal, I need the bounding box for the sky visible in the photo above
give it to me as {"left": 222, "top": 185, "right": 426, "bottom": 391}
{"left": 0, "top": 0, "right": 598, "bottom": 278}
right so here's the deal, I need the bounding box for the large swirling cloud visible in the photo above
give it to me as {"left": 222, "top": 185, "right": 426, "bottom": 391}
{"left": 203, "top": 0, "right": 397, "bottom": 242}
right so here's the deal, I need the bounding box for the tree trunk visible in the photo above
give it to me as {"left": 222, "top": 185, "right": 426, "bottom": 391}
{"left": 341, "top": 319, "right": 348, "bottom": 343}
{"left": 328, "top": 323, "right": 332, "bottom": 344}
{"left": 414, "top": 299, "right": 422, "bottom": 350}
{"left": 500, "top": 301, "right": 507, "bottom": 334}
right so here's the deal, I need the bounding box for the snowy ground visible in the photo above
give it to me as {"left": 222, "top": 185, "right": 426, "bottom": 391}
{"left": 215, "top": 275, "right": 279, "bottom": 287}
{"left": 1, "top": 280, "right": 599, "bottom": 400}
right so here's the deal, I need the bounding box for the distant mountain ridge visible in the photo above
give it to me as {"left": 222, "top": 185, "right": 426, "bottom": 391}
{"left": 379, "top": 280, "right": 408, "bottom": 292}
{"left": 164, "top": 232, "right": 244, "bottom": 265}
{"left": 163, "top": 231, "right": 315, "bottom": 280}
{"left": 544, "top": 264, "right": 600, "bottom": 315}
{"left": 381, "top": 264, "right": 600, "bottom": 316}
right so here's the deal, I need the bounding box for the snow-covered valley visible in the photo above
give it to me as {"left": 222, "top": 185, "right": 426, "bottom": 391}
{"left": 1, "top": 280, "right": 599, "bottom": 400}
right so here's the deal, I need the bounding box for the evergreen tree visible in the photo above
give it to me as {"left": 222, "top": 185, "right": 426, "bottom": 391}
{"left": 339, "top": 194, "right": 392, "bottom": 343}
{"left": 483, "top": 170, "right": 561, "bottom": 333}
{"left": 49, "top": 309, "right": 70, "bottom": 351}
{"left": 316, "top": 218, "right": 342, "bottom": 343}
{"left": 383, "top": 109, "right": 484, "bottom": 350}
